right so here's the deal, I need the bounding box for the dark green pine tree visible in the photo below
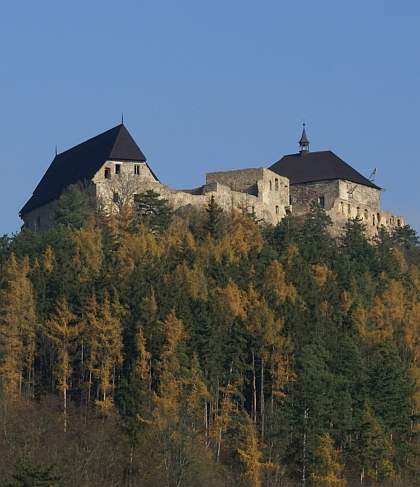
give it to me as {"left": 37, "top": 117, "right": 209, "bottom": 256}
{"left": 375, "top": 226, "right": 402, "bottom": 278}
{"left": 299, "top": 201, "right": 336, "bottom": 266}
{"left": 283, "top": 342, "right": 338, "bottom": 482}
{"left": 203, "top": 195, "right": 224, "bottom": 240}
{"left": 261, "top": 213, "right": 300, "bottom": 258}
{"left": 337, "top": 216, "right": 379, "bottom": 283}
{"left": 6, "top": 459, "right": 61, "bottom": 487}
{"left": 54, "top": 183, "right": 92, "bottom": 229}
{"left": 135, "top": 190, "right": 173, "bottom": 233}
{"left": 368, "top": 338, "right": 413, "bottom": 465}
{"left": 391, "top": 224, "right": 420, "bottom": 266}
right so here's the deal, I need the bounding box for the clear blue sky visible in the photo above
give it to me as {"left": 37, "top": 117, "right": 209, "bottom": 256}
{"left": 1, "top": 1, "right": 419, "bottom": 236}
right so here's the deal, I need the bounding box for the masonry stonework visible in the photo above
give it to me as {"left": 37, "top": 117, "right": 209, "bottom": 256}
{"left": 289, "top": 179, "right": 403, "bottom": 238}
{"left": 20, "top": 124, "right": 405, "bottom": 238}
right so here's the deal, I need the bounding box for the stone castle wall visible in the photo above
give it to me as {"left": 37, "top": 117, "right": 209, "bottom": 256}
{"left": 22, "top": 200, "right": 58, "bottom": 233}
{"left": 290, "top": 179, "right": 403, "bottom": 238}
{"left": 21, "top": 159, "right": 404, "bottom": 238}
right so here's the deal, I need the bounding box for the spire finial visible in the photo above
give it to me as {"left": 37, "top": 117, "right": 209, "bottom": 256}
{"left": 55, "top": 145, "right": 57, "bottom": 157}
{"left": 122, "top": 112, "right": 124, "bottom": 125}
{"left": 299, "top": 121, "right": 310, "bottom": 155}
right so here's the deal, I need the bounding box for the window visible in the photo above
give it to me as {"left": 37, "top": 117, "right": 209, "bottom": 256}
{"left": 269, "top": 180, "right": 272, "bottom": 190}
{"left": 134, "top": 165, "right": 140, "bottom": 175}
{"left": 357, "top": 207, "right": 361, "bottom": 217}
{"left": 275, "top": 205, "right": 279, "bottom": 214}
{"left": 115, "top": 164, "right": 121, "bottom": 175}
{"left": 104, "top": 167, "right": 111, "bottom": 179}
{"left": 372, "top": 214, "right": 375, "bottom": 226}
{"left": 377, "top": 213, "right": 380, "bottom": 226}
{"left": 275, "top": 178, "right": 279, "bottom": 190}
{"left": 113, "top": 192, "right": 119, "bottom": 203}
{"left": 340, "top": 202, "right": 344, "bottom": 213}
{"left": 318, "top": 196, "right": 325, "bottom": 208}
{"left": 347, "top": 204, "right": 351, "bottom": 215}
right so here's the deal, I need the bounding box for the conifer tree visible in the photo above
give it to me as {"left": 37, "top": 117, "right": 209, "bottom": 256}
{"left": 309, "top": 433, "right": 345, "bottom": 487}
{"left": 203, "top": 195, "right": 224, "bottom": 240}
{"left": 135, "top": 189, "right": 173, "bottom": 233}
{"left": 45, "top": 297, "right": 79, "bottom": 432}
{"left": 54, "top": 183, "right": 92, "bottom": 229}
{"left": 0, "top": 254, "right": 37, "bottom": 398}
{"left": 82, "top": 294, "right": 123, "bottom": 410}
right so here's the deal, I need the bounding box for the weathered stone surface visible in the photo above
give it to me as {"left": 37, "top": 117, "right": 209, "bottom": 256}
{"left": 290, "top": 179, "right": 403, "bottom": 238}
{"left": 21, "top": 153, "right": 403, "bottom": 238}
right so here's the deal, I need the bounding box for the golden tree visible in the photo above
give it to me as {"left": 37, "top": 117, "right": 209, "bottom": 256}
{"left": 82, "top": 294, "right": 123, "bottom": 410}
{"left": 45, "top": 298, "right": 79, "bottom": 432}
{"left": 0, "top": 254, "right": 37, "bottom": 399}
{"left": 310, "top": 433, "right": 345, "bottom": 487}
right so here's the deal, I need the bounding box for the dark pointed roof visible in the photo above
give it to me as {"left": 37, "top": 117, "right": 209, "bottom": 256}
{"left": 20, "top": 124, "right": 150, "bottom": 216}
{"left": 269, "top": 150, "right": 380, "bottom": 189}
{"left": 299, "top": 125, "right": 310, "bottom": 145}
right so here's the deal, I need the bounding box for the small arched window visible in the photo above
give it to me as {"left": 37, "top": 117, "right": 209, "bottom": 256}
{"left": 275, "top": 178, "right": 279, "bottom": 190}
{"left": 275, "top": 205, "right": 279, "bottom": 215}
{"left": 269, "top": 180, "right": 272, "bottom": 190}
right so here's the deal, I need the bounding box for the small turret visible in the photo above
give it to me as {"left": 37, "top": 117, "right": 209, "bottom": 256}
{"left": 299, "top": 123, "right": 310, "bottom": 156}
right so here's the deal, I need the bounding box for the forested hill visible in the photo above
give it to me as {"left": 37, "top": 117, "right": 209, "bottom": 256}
{"left": 1, "top": 189, "right": 420, "bottom": 487}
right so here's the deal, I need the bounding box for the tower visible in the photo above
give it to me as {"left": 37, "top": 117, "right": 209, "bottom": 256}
{"left": 299, "top": 123, "right": 310, "bottom": 155}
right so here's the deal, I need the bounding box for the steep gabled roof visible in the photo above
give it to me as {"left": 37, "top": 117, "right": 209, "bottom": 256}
{"left": 269, "top": 150, "right": 380, "bottom": 189}
{"left": 20, "top": 124, "right": 149, "bottom": 216}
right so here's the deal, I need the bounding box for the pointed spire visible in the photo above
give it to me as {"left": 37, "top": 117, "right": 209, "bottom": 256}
{"left": 299, "top": 122, "right": 310, "bottom": 155}
{"left": 121, "top": 112, "right": 124, "bottom": 125}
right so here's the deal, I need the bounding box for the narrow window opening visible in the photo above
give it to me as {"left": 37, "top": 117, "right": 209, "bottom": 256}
{"left": 113, "top": 192, "right": 119, "bottom": 203}
{"left": 377, "top": 213, "right": 380, "bottom": 226}
{"left": 104, "top": 167, "right": 111, "bottom": 179}
{"left": 340, "top": 202, "right": 344, "bottom": 213}
{"left": 269, "top": 180, "right": 272, "bottom": 190}
{"left": 134, "top": 165, "right": 140, "bottom": 175}
{"left": 115, "top": 164, "right": 121, "bottom": 175}
{"left": 347, "top": 204, "right": 351, "bottom": 215}
{"left": 318, "top": 196, "right": 325, "bottom": 208}
{"left": 372, "top": 215, "right": 375, "bottom": 226}
{"left": 275, "top": 205, "right": 279, "bottom": 215}
{"left": 275, "top": 178, "right": 279, "bottom": 190}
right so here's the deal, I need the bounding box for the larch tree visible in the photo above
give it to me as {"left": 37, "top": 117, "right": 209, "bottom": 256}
{"left": 0, "top": 254, "right": 37, "bottom": 399}
{"left": 82, "top": 294, "right": 123, "bottom": 410}
{"left": 309, "top": 433, "right": 345, "bottom": 487}
{"left": 45, "top": 297, "right": 79, "bottom": 432}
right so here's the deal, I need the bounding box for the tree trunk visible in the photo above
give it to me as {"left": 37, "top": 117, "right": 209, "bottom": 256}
{"left": 252, "top": 352, "right": 257, "bottom": 421}
{"left": 260, "top": 356, "right": 265, "bottom": 440}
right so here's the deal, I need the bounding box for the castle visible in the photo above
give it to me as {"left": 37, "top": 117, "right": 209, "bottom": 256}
{"left": 20, "top": 124, "right": 403, "bottom": 237}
